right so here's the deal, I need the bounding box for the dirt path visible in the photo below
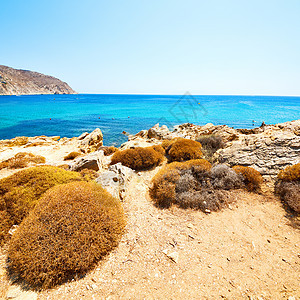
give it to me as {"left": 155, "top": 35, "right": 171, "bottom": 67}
{"left": 1, "top": 169, "right": 300, "bottom": 299}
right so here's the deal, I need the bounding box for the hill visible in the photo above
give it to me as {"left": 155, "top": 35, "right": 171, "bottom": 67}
{"left": 0, "top": 65, "right": 76, "bottom": 95}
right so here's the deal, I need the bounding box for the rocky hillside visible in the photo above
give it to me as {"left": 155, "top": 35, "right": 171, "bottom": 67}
{"left": 0, "top": 65, "right": 76, "bottom": 95}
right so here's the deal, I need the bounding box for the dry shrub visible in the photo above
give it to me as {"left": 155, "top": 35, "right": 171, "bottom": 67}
{"left": 175, "top": 189, "right": 230, "bottom": 211}
{"left": 276, "top": 181, "right": 300, "bottom": 213}
{"left": 79, "top": 169, "right": 98, "bottom": 181}
{"left": 150, "top": 160, "right": 253, "bottom": 212}
{"left": 196, "top": 135, "right": 224, "bottom": 159}
{"left": 0, "top": 152, "right": 46, "bottom": 170}
{"left": 64, "top": 152, "right": 82, "bottom": 161}
{"left": 161, "top": 139, "right": 174, "bottom": 150}
{"left": 211, "top": 164, "right": 243, "bottom": 190}
{"left": 232, "top": 165, "right": 263, "bottom": 192}
{"left": 151, "top": 144, "right": 165, "bottom": 156}
{"left": 0, "top": 166, "right": 82, "bottom": 245}
{"left": 99, "top": 146, "right": 119, "bottom": 156}
{"left": 150, "top": 159, "right": 211, "bottom": 209}
{"left": 168, "top": 139, "right": 203, "bottom": 162}
{"left": 111, "top": 146, "right": 164, "bottom": 171}
{"left": 277, "top": 163, "right": 300, "bottom": 181}
{"left": 7, "top": 181, "right": 125, "bottom": 289}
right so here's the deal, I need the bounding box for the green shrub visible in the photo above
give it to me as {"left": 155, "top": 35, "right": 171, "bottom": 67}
{"left": 63, "top": 152, "right": 82, "bottom": 160}
{"left": 110, "top": 146, "right": 164, "bottom": 171}
{"left": 232, "top": 165, "right": 263, "bottom": 192}
{"left": 0, "top": 166, "right": 82, "bottom": 245}
{"left": 0, "top": 152, "right": 46, "bottom": 170}
{"left": 167, "top": 139, "right": 203, "bottom": 162}
{"left": 8, "top": 181, "right": 125, "bottom": 289}
{"left": 277, "top": 163, "right": 300, "bottom": 181}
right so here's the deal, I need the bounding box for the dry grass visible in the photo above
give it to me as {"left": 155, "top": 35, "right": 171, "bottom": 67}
{"left": 232, "top": 165, "right": 263, "bottom": 192}
{"left": 277, "top": 163, "right": 300, "bottom": 181}
{"left": 64, "top": 152, "right": 82, "bottom": 161}
{"left": 196, "top": 135, "right": 224, "bottom": 161}
{"left": 167, "top": 139, "right": 203, "bottom": 162}
{"left": 0, "top": 152, "right": 46, "bottom": 170}
{"left": 99, "top": 146, "right": 119, "bottom": 156}
{"left": 0, "top": 166, "right": 82, "bottom": 245}
{"left": 111, "top": 146, "right": 164, "bottom": 171}
{"left": 7, "top": 181, "right": 125, "bottom": 290}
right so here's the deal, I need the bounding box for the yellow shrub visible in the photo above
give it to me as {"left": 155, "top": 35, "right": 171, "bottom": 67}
{"left": 277, "top": 163, "right": 300, "bottom": 181}
{"left": 111, "top": 146, "right": 164, "bottom": 170}
{"left": 168, "top": 139, "right": 203, "bottom": 162}
{"left": 0, "top": 166, "right": 82, "bottom": 245}
{"left": 63, "top": 151, "right": 82, "bottom": 160}
{"left": 0, "top": 152, "right": 46, "bottom": 170}
{"left": 8, "top": 181, "right": 125, "bottom": 289}
{"left": 232, "top": 165, "right": 263, "bottom": 192}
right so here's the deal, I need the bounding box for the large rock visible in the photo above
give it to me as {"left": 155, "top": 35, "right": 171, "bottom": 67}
{"left": 80, "top": 128, "right": 103, "bottom": 152}
{"left": 216, "top": 124, "right": 300, "bottom": 176}
{"left": 96, "top": 163, "right": 134, "bottom": 200}
{"left": 70, "top": 151, "right": 108, "bottom": 171}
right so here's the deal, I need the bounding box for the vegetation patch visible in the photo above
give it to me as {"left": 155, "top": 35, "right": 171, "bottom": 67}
{"left": 0, "top": 166, "right": 83, "bottom": 245}
{"left": 8, "top": 181, "right": 125, "bottom": 289}
{"left": 276, "top": 163, "right": 300, "bottom": 213}
{"left": 167, "top": 138, "right": 203, "bottom": 162}
{"left": 0, "top": 152, "right": 46, "bottom": 170}
{"left": 63, "top": 151, "right": 82, "bottom": 160}
{"left": 196, "top": 135, "right": 224, "bottom": 161}
{"left": 111, "top": 146, "right": 164, "bottom": 171}
{"left": 150, "top": 161, "right": 260, "bottom": 211}
{"left": 232, "top": 166, "right": 263, "bottom": 192}
{"left": 99, "top": 146, "right": 119, "bottom": 156}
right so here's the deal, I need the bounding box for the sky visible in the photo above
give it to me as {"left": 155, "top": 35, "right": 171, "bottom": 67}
{"left": 1, "top": 0, "right": 300, "bottom": 95}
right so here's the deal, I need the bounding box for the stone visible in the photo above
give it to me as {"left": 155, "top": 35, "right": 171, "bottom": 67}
{"left": 80, "top": 128, "right": 103, "bottom": 151}
{"left": 162, "top": 249, "right": 179, "bottom": 263}
{"left": 96, "top": 163, "right": 134, "bottom": 200}
{"left": 6, "top": 285, "right": 37, "bottom": 300}
{"left": 78, "top": 132, "right": 89, "bottom": 140}
{"left": 70, "top": 151, "right": 105, "bottom": 172}
{"left": 8, "top": 225, "right": 18, "bottom": 235}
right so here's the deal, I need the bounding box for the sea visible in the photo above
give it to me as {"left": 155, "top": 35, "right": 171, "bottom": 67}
{"left": 0, "top": 94, "right": 299, "bottom": 146}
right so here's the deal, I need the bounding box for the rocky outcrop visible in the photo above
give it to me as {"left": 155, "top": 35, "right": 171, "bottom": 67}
{"left": 122, "top": 120, "right": 300, "bottom": 177}
{"left": 0, "top": 65, "right": 76, "bottom": 95}
{"left": 96, "top": 163, "right": 134, "bottom": 200}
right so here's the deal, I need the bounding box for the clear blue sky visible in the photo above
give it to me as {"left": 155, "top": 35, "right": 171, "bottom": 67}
{"left": 1, "top": 0, "right": 300, "bottom": 95}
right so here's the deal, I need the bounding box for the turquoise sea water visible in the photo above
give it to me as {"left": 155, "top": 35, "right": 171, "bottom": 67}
{"left": 0, "top": 94, "right": 299, "bottom": 146}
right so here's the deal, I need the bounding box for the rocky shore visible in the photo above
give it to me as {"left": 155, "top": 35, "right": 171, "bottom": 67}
{"left": 0, "top": 120, "right": 299, "bottom": 300}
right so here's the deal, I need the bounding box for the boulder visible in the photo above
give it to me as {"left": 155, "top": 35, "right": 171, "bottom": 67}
{"left": 96, "top": 163, "right": 134, "bottom": 200}
{"left": 70, "top": 151, "right": 107, "bottom": 172}
{"left": 80, "top": 128, "right": 103, "bottom": 152}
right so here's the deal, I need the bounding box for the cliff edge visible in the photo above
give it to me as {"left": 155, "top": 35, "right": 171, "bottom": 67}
{"left": 0, "top": 65, "right": 76, "bottom": 95}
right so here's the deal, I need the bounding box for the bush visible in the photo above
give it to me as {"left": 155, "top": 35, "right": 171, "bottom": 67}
{"left": 0, "top": 152, "right": 46, "bottom": 170}
{"left": 168, "top": 139, "right": 203, "bottom": 162}
{"left": 232, "top": 165, "right": 263, "bottom": 192}
{"left": 150, "top": 159, "right": 211, "bottom": 209}
{"left": 210, "top": 164, "right": 243, "bottom": 190}
{"left": 64, "top": 152, "right": 82, "bottom": 160}
{"left": 276, "top": 181, "right": 300, "bottom": 213}
{"left": 151, "top": 144, "right": 165, "bottom": 156}
{"left": 196, "top": 135, "right": 224, "bottom": 159}
{"left": 277, "top": 163, "right": 300, "bottom": 181}
{"left": 8, "top": 181, "right": 125, "bottom": 289}
{"left": 0, "top": 166, "right": 82, "bottom": 245}
{"left": 99, "top": 146, "right": 119, "bottom": 156}
{"left": 111, "top": 146, "right": 164, "bottom": 171}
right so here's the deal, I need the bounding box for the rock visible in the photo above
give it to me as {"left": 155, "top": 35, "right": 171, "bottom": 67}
{"left": 78, "top": 132, "right": 89, "bottom": 140}
{"left": 8, "top": 225, "right": 18, "bottom": 235}
{"left": 96, "top": 163, "right": 134, "bottom": 200}
{"left": 162, "top": 249, "right": 179, "bottom": 263}
{"left": 80, "top": 128, "right": 103, "bottom": 152}
{"left": 6, "top": 285, "right": 37, "bottom": 300}
{"left": 70, "top": 151, "right": 106, "bottom": 171}
{"left": 147, "top": 123, "right": 171, "bottom": 140}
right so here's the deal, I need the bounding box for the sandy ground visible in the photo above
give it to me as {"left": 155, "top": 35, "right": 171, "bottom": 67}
{"left": 1, "top": 167, "right": 299, "bottom": 300}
